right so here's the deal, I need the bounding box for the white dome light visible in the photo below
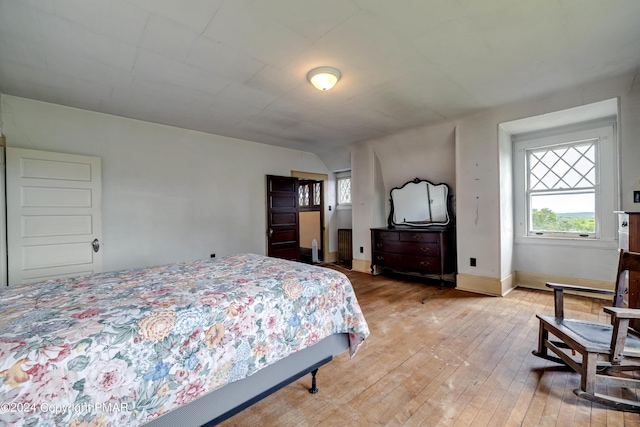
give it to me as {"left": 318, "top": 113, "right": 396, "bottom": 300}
{"left": 307, "top": 67, "right": 341, "bottom": 91}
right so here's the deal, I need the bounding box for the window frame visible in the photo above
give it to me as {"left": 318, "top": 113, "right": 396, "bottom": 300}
{"left": 514, "top": 124, "right": 617, "bottom": 243}
{"left": 298, "top": 180, "right": 322, "bottom": 210}
{"left": 336, "top": 171, "right": 352, "bottom": 208}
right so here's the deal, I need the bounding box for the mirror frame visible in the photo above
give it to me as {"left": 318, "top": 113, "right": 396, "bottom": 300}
{"left": 388, "top": 177, "right": 452, "bottom": 228}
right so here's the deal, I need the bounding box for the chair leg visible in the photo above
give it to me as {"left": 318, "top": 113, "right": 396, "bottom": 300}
{"left": 533, "top": 319, "right": 549, "bottom": 357}
{"left": 580, "top": 351, "right": 598, "bottom": 395}
{"left": 531, "top": 320, "right": 574, "bottom": 366}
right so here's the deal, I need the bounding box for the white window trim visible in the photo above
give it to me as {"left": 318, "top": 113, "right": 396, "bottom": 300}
{"left": 514, "top": 125, "right": 618, "bottom": 246}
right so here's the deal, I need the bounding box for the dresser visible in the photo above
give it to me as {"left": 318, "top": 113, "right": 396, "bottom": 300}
{"left": 371, "top": 227, "right": 456, "bottom": 284}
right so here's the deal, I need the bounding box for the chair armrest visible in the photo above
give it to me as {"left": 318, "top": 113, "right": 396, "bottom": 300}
{"left": 545, "top": 282, "right": 616, "bottom": 295}
{"left": 546, "top": 282, "right": 615, "bottom": 319}
{"left": 603, "top": 307, "right": 640, "bottom": 319}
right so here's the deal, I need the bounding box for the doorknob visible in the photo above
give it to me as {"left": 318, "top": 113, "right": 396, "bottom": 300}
{"left": 267, "top": 228, "right": 273, "bottom": 237}
{"left": 92, "top": 239, "right": 100, "bottom": 253}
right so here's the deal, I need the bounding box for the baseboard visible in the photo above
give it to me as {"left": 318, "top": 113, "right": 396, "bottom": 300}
{"left": 456, "top": 274, "right": 504, "bottom": 296}
{"left": 351, "top": 259, "right": 371, "bottom": 274}
{"left": 515, "top": 271, "right": 614, "bottom": 299}
{"left": 325, "top": 251, "right": 338, "bottom": 263}
{"left": 501, "top": 273, "right": 516, "bottom": 296}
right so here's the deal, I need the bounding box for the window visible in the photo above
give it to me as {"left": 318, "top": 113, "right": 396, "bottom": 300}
{"left": 528, "top": 140, "right": 596, "bottom": 236}
{"left": 299, "top": 183, "right": 310, "bottom": 207}
{"left": 314, "top": 182, "right": 321, "bottom": 206}
{"left": 514, "top": 125, "right": 617, "bottom": 240}
{"left": 298, "top": 181, "right": 321, "bottom": 209}
{"left": 336, "top": 172, "right": 351, "bottom": 206}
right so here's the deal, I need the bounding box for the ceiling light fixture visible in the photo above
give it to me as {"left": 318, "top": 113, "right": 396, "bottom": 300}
{"left": 307, "top": 67, "right": 341, "bottom": 91}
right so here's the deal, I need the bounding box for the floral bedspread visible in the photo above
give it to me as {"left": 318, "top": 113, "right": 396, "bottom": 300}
{"left": 0, "top": 253, "right": 369, "bottom": 426}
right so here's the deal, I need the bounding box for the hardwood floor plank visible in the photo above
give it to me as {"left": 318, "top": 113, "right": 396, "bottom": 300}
{"left": 484, "top": 327, "right": 544, "bottom": 425}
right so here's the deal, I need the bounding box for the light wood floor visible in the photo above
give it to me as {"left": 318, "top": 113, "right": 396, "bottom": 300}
{"left": 221, "top": 266, "right": 640, "bottom": 426}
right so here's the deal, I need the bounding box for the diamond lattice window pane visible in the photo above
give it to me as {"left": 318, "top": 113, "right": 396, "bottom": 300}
{"left": 299, "top": 185, "right": 309, "bottom": 206}
{"left": 585, "top": 168, "right": 596, "bottom": 184}
{"left": 576, "top": 144, "right": 594, "bottom": 156}
{"left": 540, "top": 150, "right": 560, "bottom": 167}
{"left": 338, "top": 178, "right": 351, "bottom": 204}
{"left": 552, "top": 160, "right": 570, "bottom": 178}
{"left": 562, "top": 169, "right": 583, "bottom": 188}
{"left": 575, "top": 158, "right": 595, "bottom": 178}
{"left": 553, "top": 147, "right": 568, "bottom": 158}
{"left": 561, "top": 148, "right": 581, "bottom": 166}
{"left": 530, "top": 162, "right": 548, "bottom": 179}
{"left": 314, "top": 183, "right": 321, "bottom": 205}
{"left": 528, "top": 141, "right": 596, "bottom": 191}
{"left": 540, "top": 172, "right": 561, "bottom": 189}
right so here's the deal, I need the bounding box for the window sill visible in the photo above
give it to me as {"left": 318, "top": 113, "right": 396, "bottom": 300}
{"left": 514, "top": 235, "right": 618, "bottom": 249}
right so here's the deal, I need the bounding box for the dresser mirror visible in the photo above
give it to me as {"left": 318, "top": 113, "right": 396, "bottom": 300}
{"left": 388, "top": 178, "right": 451, "bottom": 228}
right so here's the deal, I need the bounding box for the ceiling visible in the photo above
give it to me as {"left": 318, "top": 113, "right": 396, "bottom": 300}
{"left": 1, "top": 0, "right": 639, "bottom": 157}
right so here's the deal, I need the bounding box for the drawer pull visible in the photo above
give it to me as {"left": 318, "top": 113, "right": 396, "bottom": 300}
{"left": 420, "top": 261, "right": 430, "bottom": 267}
{"left": 420, "top": 247, "right": 430, "bottom": 252}
{"left": 412, "top": 234, "right": 420, "bottom": 240}
{"left": 376, "top": 255, "right": 384, "bottom": 261}
{"left": 376, "top": 243, "right": 383, "bottom": 248}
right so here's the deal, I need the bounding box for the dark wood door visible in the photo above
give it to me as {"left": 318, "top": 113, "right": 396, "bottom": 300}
{"left": 266, "top": 175, "right": 299, "bottom": 261}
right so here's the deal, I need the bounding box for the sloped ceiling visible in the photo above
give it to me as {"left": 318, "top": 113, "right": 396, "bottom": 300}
{"left": 1, "top": 0, "right": 639, "bottom": 158}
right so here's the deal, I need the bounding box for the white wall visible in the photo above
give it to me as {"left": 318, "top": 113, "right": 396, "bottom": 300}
{"left": 457, "top": 73, "right": 638, "bottom": 289}
{"left": 335, "top": 208, "right": 352, "bottom": 230}
{"left": 349, "top": 122, "right": 456, "bottom": 272}
{"left": 324, "top": 174, "right": 340, "bottom": 254}
{"left": 370, "top": 122, "right": 456, "bottom": 205}
{"left": 351, "top": 70, "right": 640, "bottom": 291}
{"left": 1, "top": 95, "right": 331, "bottom": 273}
{"left": 497, "top": 125, "right": 514, "bottom": 281}
{"left": 350, "top": 142, "right": 385, "bottom": 270}
{"left": 455, "top": 110, "right": 503, "bottom": 281}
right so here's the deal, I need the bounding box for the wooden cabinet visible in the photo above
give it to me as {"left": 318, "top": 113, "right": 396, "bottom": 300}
{"left": 371, "top": 227, "right": 455, "bottom": 284}
{"left": 618, "top": 212, "right": 640, "bottom": 315}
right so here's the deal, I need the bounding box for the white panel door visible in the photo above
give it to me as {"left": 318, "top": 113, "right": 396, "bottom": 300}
{"left": 6, "top": 148, "right": 102, "bottom": 285}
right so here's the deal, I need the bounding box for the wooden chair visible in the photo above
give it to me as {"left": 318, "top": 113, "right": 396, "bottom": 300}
{"left": 533, "top": 249, "right": 640, "bottom": 411}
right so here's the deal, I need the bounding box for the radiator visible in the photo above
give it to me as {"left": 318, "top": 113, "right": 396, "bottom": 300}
{"left": 338, "top": 229, "right": 352, "bottom": 264}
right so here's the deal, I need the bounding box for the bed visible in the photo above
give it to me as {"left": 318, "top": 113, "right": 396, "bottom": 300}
{"left": 0, "top": 253, "right": 369, "bottom": 426}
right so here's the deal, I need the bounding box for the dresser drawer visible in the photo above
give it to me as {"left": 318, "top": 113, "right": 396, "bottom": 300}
{"left": 398, "top": 231, "right": 440, "bottom": 243}
{"left": 400, "top": 254, "right": 440, "bottom": 274}
{"left": 373, "top": 251, "right": 440, "bottom": 274}
{"left": 372, "top": 229, "right": 400, "bottom": 241}
{"left": 373, "top": 240, "right": 440, "bottom": 256}
{"left": 370, "top": 226, "right": 455, "bottom": 283}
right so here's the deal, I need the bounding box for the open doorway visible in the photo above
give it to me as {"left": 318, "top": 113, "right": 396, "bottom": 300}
{"left": 298, "top": 179, "right": 323, "bottom": 264}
